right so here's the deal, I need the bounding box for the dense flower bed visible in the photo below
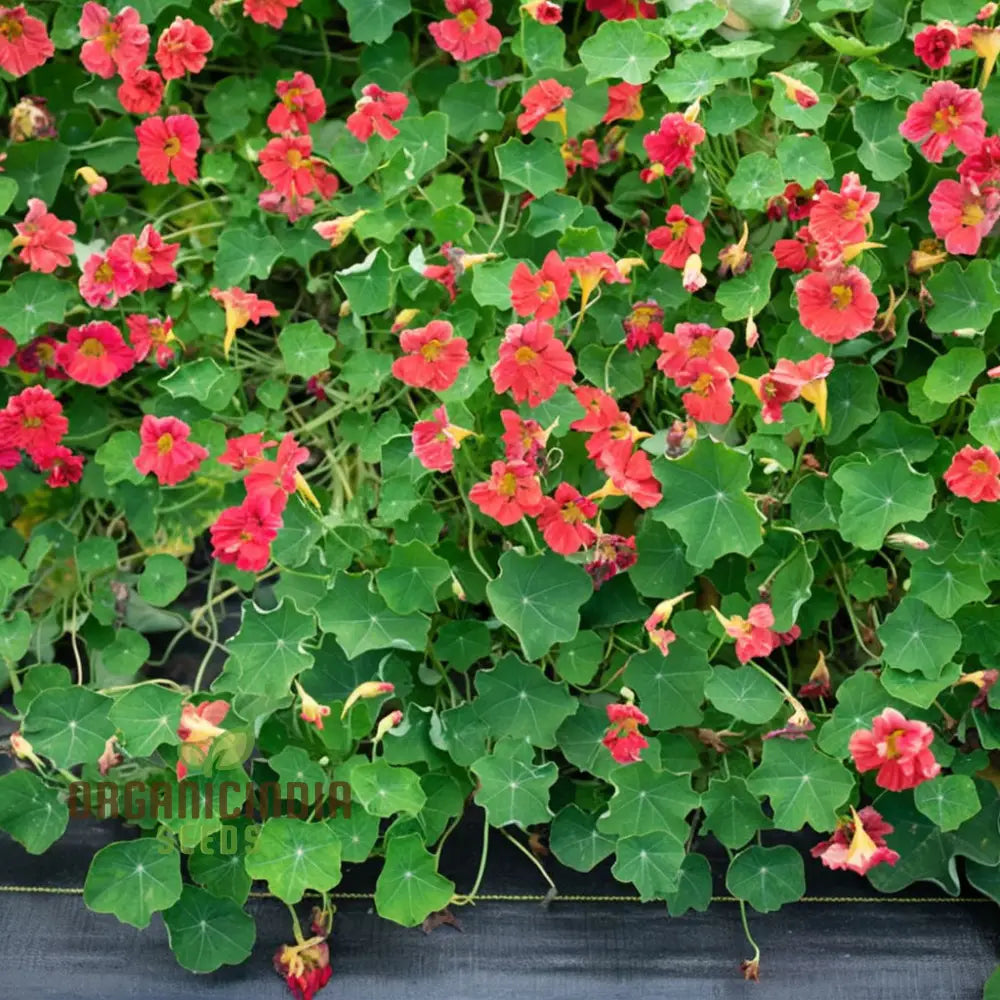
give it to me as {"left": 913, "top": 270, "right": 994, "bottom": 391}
{"left": 2, "top": 0, "right": 1000, "bottom": 994}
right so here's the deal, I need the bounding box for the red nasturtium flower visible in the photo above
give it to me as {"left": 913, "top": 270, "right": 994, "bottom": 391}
{"left": 491, "top": 320, "right": 575, "bottom": 407}
{"left": 566, "top": 252, "right": 629, "bottom": 310}
{"left": 242, "top": 0, "right": 301, "bottom": 29}
{"left": 501, "top": 409, "right": 548, "bottom": 467}
{"left": 584, "top": 532, "right": 636, "bottom": 588}
{"left": 176, "top": 700, "right": 230, "bottom": 781}
{"left": 535, "top": 483, "right": 597, "bottom": 555}
{"left": 211, "top": 494, "right": 284, "bottom": 572}
{"left": 516, "top": 79, "right": 573, "bottom": 135}
{"left": 766, "top": 354, "right": 834, "bottom": 426}
{"left": 468, "top": 459, "right": 544, "bottom": 525}
{"left": 522, "top": 0, "right": 562, "bottom": 24}
{"left": 411, "top": 406, "right": 474, "bottom": 473}
{"left": 16, "top": 337, "right": 63, "bottom": 379}
{"left": 597, "top": 441, "right": 662, "bottom": 508}
{"left": 134, "top": 414, "right": 208, "bottom": 486}
{"left": 0, "top": 5, "right": 54, "bottom": 77}
{"left": 602, "top": 703, "right": 649, "bottom": 764}
{"left": 259, "top": 135, "right": 320, "bottom": 197}
{"left": 944, "top": 444, "right": 1000, "bottom": 502}
{"left": 428, "top": 0, "right": 502, "bottom": 62}
{"left": 603, "top": 82, "right": 643, "bottom": 124}
{"left": 795, "top": 266, "right": 878, "bottom": 343}
{"left": 899, "top": 81, "right": 987, "bottom": 163}
{"left": 244, "top": 434, "right": 310, "bottom": 515}
{"left": 219, "top": 432, "right": 274, "bottom": 472}
{"left": 346, "top": 84, "right": 408, "bottom": 141}
{"left": 79, "top": 250, "right": 133, "bottom": 309}
{"left": 928, "top": 178, "right": 1000, "bottom": 255}
{"left": 126, "top": 315, "right": 177, "bottom": 368}
{"left": 622, "top": 300, "right": 665, "bottom": 351}
{"left": 808, "top": 172, "right": 880, "bottom": 254}
{"left": 274, "top": 935, "right": 331, "bottom": 1000}
{"left": 647, "top": 206, "right": 706, "bottom": 268}
{"left": 713, "top": 603, "right": 779, "bottom": 663}
{"left": 848, "top": 708, "right": 941, "bottom": 791}
{"left": 392, "top": 319, "right": 469, "bottom": 392}
{"left": 108, "top": 225, "right": 179, "bottom": 292}
{"left": 12, "top": 199, "right": 76, "bottom": 273}
{"left": 268, "top": 71, "right": 325, "bottom": 134}
{"left": 509, "top": 250, "right": 572, "bottom": 319}
{"left": 0, "top": 385, "right": 68, "bottom": 458}
{"left": 811, "top": 806, "right": 900, "bottom": 876}
{"left": 118, "top": 68, "right": 164, "bottom": 115}
{"left": 312, "top": 209, "right": 366, "bottom": 248}
{"left": 211, "top": 286, "right": 279, "bottom": 357}
{"left": 642, "top": 111, "right": 705, "bottom": 179}
{"left": 79, "top": 2, "right": 149, "bottom": 79}
{"left": 155, "top": 16, "right": 212, "bottom": 78}
{"left": 959, "top": 134, "right": 1000, "bottom": 185}
{"left": 136, "top": 114, "right": 200, "bottom": 185}
{"left": 913, "top": 21, "right": 961, "bottom": 68}
{"left": 656, "top": 321, "right": 735, "bottom": 380}
{"left": 36, "top": 445, "right": 84, "bottom": 488}
{"left": 586, "top": 0, "right": 656, "bottom": 20}
{"left": 773, "top": 226, "right": 820, "bottom": 273}
{"left": 57, "top": 321, "right": 135, "bottom": 387}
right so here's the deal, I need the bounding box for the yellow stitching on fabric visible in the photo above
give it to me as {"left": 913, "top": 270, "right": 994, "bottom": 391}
{"left": 0, "top": 885, "right": 990, "bottom": 904}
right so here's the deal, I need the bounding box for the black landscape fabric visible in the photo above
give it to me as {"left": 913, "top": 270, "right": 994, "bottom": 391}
{"left": 0, "top": 811, "right": 997, "bottom": 1000}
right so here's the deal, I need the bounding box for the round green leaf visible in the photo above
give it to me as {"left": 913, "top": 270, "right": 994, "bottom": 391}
{"left": 278, "top": 320, "right": 334, "bottom": 379}
{"left": 84, "top": 839, "right": 183, "bottom": 929}
{"left": 485, "top": 551, "right": 592, "bottom": 662}
{"left": 163, "top": 885, "right": 255, "bottom": 973}
{"left": 877, "top": 597, "right": 962, "bottom": 679}
{"left": 651, "top": 441, "right": 764, "bottom": 567}
{"left": 23, "top": 686, "right": 114, "bottom": 768}
{"left": 612, "top": 829, "right": 686, "bottom": 901}
{"left": 924, "top": 348, "right": 985, "bottom": 403}
{"left": 375, "top": 832, "right": 455, "bottom": 927}
{"left": 109, "top": 684, "right": 183, "bottom": 756}
{"left": 726, "top": 845, "right": 805, "bottom": 913}
{"left": 704, "top": 665, "right": 784, "bottom": 724}
{"left": 472, "top": 748, "right": 558, "bottom": 828}
{"left": 549, "top": 805, "right": 616, "bottom": 873}
{"left": 350, "top": 760, "right": 427, "bottom": 817}
{"left": 725, "top": 152, "right": 785, "bottom": 210}
{"left": 0, "top": 770, "right": 69, "bottom": 854}
{"left": 376, "top": 540, "right": 451, "bottom": 615}
{"left": 579, "top": 19, "right": 670, "bottom": 84}
{"left": 138, "top": 554, "right": 187, "bottom": 607}
{"left": 914, "top": 774, "right": 981, "bottom": 832}
{"left": 244, "top": 817, "right": 343, "bottom": 903}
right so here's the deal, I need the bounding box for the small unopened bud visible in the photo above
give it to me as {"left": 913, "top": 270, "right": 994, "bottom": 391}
{"left": 341, "top": 681, "right": 395, "bottom": 718}
{"left": 886, "top": 532, "right": 930, "bottom": 551}
{"left": 372, "top": 709, "right": 404, "bottom": 745}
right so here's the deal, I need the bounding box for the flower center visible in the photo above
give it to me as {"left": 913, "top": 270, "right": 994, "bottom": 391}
{"left": 283, "top": 88, "right": 302, "bottom": 108}
{"left": 561, "top": 501, "right": 585, "bottom": 524}
{"left": 843, "top": 198, "right": 860, "bottom": 220}
{"left": 830, "top": 284, "right": 854, "bottom": 310}
{"left": 498, "top": 472, "right": 518, "bottom": 496}
{"left": 688, "top": 335, "right": 713, "bottom": 358}
{"left": 287, "top": 148, "right": 306, "bottom": 169}
{"left": 99, "top": 25, "right": 121, "bottom": 52}
{"left": 691, "top": 372, "right": 713, "bottom": 394}
{"left": 80, "top": 337, "right": 106, "bottom": 358}
{"left": 420, "top": 339, "right": 443, "bottom": 361}
{"left": 514, "top": 346, "right": 538, "bottom": 364}
{"left": 163, "top": 136, "right": 181, "bottom": 156}
{"left": 536, "top": 281, "right": 554, "bottom": 302}
{"left": 970, "top": 459, "right": 992, "bottom": 475}
{"left": 94, "top": 261, "right": 114, "bottom": 284}
{"left": 157, "top": 433, "right": 174, "bottom": 454}
{"left": 456, "top": 8, "right": 479, "bottom": 29}
{"left": 962, "top": 203, "right": 986, "bottom": 227}
{"left": 132, "top": 246, "right": 153, "bottom": 265}
{"left": 0, "top": 14, "right": 23, "bottom": 40}
{"left": 670, "top": 220, "right": 689, "bottom": 239}
{"left": 21, "top": 415, "right": 42, "bottom": 428}
{"left": 884, "top": 729, "right": 905, "bottom": 759}
{"left": 931, "top": 105, "right": 960, "bottom": 134}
